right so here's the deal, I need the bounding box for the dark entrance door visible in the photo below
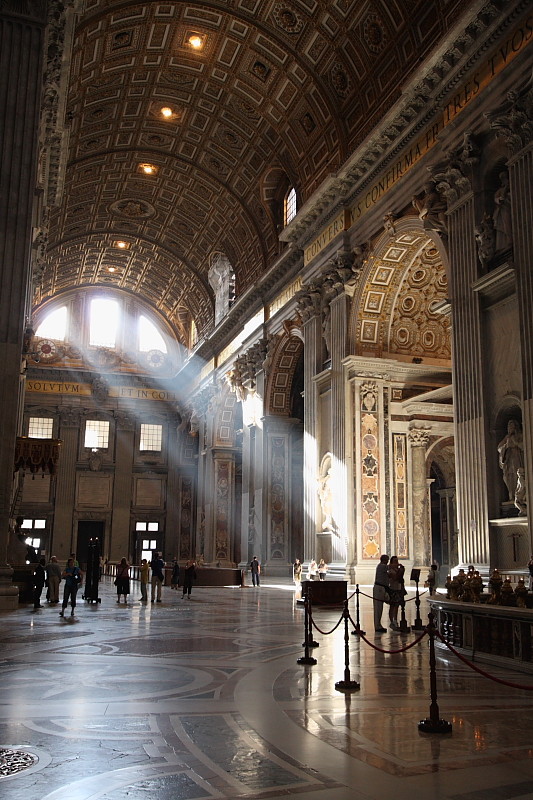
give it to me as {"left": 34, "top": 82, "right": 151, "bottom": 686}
{"left": 77, "top": 521, "right": 105, "bottom": 570}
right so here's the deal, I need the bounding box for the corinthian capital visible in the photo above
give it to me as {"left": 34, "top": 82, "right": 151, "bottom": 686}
{"left": 408, "top": 426, "right": 431, "bottom": 446}
{"left": 295, "top": 284, "right": 322, "bottom": 321}
{"left": 486, "top": 85, "right": 533, "bottom": 156}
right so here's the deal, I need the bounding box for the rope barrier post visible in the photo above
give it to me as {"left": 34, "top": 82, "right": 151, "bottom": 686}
{"left": 398, "top": 596, "right": 410, "bottom": 634}
{"left": 335, "top": 600, "right": 360, "bottom": 692}
{"left": 418, "top": 611, "right": 452, "bottom": 734}
{"left": 297, "top": 594, "right": 317, "bottom": 666}
{"left": 351, "top": 584, "right": 366, "bottom": 636}
{"left": 307, "top": 594, "right": 319, "bottom": 648}
{"left": 411, "top": 575, "right": 424, "bottom": 630}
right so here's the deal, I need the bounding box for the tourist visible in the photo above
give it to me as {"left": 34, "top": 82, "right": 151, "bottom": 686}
{"left": 171, "top": 558, "right": 180, "bottom": 589}
{"left": 250, "top": 556, "right": 261, "bottom": 587}
{"left": 182, "top": 561, "right": 197, "bottom": 599}
{"left": 115, "top": 557, "right": 130, "bottom": 603}
{"left": 387, "top": 556, "right": 405, "bottom": 630}
{"left": 60, "top": 558, "right": 82, "bottom": 617}
{"left": 140, "top": 558, "right": 149, "bottom": 602}
{"left": 150, "top": 552, "right": 165, "bottom": 603}
{"left": 373, "top": 554, "right": 389, "bottom": 633}
{"left": 46, "top": 556, "right": 62, "bottom": 604}
{"left": 32, "top": 557, "right": 46, "bottom": 610}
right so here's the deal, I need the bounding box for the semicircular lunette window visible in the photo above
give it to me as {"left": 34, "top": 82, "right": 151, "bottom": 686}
{"left": 35, "top": 306, "right": 67, "bottom": 341}
{"left": 138, "top": 315, "right": 167, "bottom": 353}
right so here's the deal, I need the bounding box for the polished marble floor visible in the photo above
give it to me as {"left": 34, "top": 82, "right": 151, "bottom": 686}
{"left": 1, "top": 576, "right": 533, "bottom": 800}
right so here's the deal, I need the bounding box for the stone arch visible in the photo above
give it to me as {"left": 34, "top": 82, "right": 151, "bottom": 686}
{"left": 348, "top": 216, "right": 450, "bottom": 357}
{"left": 264, "top": 330, "right": 304, "bottom": 417}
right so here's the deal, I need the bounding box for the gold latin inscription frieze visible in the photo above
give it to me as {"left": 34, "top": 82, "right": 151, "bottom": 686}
{"left": 303, "top": 14, "right": 533, "bottom": 266}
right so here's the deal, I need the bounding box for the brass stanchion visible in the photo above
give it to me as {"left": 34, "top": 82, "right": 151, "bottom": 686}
{"left": 335, "top": 601, "right": 360, "bottom": 692}
{"left": 418, "top": 611, "right": 452, "bottom": 733}
{"left": 351, "top": 584, "right": 366, "bottom": 636}
{"left": 411, "top": 575, "right": 424, "bottom": 630}
{"left": 297, "top": 594, "right": 317, "bottom": 666}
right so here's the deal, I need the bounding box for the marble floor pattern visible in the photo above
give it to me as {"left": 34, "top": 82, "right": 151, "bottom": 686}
{"left": 1, "top": 578, "right": 533, "bottom": 800}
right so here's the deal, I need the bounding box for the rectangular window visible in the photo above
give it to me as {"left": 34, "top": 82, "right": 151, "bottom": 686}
{"left": 28, "top": 417, "right": 54, "bottom": 438}
{"left": 140, "top": 423, "right": 162, "bottom": 452}
{"left": 84, "top": 420, "right": 110, "bottom": 449}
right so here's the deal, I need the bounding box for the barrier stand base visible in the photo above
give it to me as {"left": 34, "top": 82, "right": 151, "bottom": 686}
{"left": 297, "top": 655, "right": 317, "bottom": 665}
{"left": 418, "top": 718, "right": 452, "bottom": 734}
{"left": 335, "top": 680, "right": 360, "bottom": 692}
{"left": 302, "top": 640, "right": 319, "bottom": 647}
{"left": 351, "top": 626, "right": 366, "bottom": 636}
{"left": 411, "top": 622, "right": 424, "bottom": 631}
{"left": 398, "top": 620, "right": 410, "bottom": 634}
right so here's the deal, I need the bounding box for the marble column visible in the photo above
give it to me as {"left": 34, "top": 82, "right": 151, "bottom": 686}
{"left": 0, "top": 2, "right": 47, "bottom": 608}
{"left": 53, "top": 408, "right": 82, "bottom": 561}
{"left": 409, "top": 427, "right": 431, "bottom": 569}
{"left": 297, "top": 286, "right": 322, "bottom": 561}
{"left": 433, "top": 152, "right": 490, "bottom": 568}
{"left": 110, "top": 413, "right": 135, "bottom": 561}
{"left": 488, "top": 87, "right": 533, "bottom": 546}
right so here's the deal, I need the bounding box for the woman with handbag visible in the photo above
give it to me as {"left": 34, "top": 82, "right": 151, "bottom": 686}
{"left": 115, "top": 557, "right": 130, "bottom": 604}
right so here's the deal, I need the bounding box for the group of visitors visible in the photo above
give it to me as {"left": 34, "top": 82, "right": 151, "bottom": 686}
{"left": 118, "top": 553, "right": 198, "bottom": 602}
{"left": 31, "top": 553, "right": 199, "bottom": 615}
{"left": 303, "top": 559, "right": 328, "bottom": 581}
{"left": 372, "top": 554, "right": 406, "bottom": 632}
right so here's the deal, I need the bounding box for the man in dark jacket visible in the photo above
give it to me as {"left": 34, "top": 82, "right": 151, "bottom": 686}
{"left": 33, "top": 558, "right": 46, "bottom": 610}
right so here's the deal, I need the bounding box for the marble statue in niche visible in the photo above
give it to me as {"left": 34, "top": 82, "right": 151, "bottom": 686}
{"left": 498, "top": 418, "right": 524, "bottom": 502}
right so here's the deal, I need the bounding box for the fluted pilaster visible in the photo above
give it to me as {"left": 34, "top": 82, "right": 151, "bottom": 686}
{"left": 0, "top": 5, "right": 46, "bottom": 606}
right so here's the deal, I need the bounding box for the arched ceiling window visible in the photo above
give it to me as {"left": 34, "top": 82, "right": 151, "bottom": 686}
{"left": 89, "top": 298, "right": 119, "bottom": 348}
{"left": 284, "top": 187, "right": 297, "bottom": 226}
{"left": 35, "top": 306, "right": 67, "bottom": 341}
{"left": 138, "top": 315, "right": 167, "bottom": 353}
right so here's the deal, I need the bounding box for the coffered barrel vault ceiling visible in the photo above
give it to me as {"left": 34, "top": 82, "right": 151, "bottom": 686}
{"left": 41, "top": 0, "right": 471, "bottom": 343}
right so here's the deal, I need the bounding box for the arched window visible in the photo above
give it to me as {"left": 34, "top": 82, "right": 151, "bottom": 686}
{"left": 35, "top": 306, "right": 67, "bottom": 341}
{"left": 89, "top": 298, "right": 119, "bottom": 348}
{"left": 138, "top": 315, "right": 167, "bottom": 353}
{"left": 284, "top": 187, "right": 297, "bottom": 225}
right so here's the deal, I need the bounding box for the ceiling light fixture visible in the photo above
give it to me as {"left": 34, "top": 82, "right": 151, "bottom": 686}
{"left": 115, "top": 241, "right": 128, "bottom": 249}
{"left": 108, "top": 266, "right": 116, "bottom": 272}
{"left": 139, "top": 163, "right": 158, "bottom": 175}
{"left": 188, "top": 33, "right": 204, "bottom": 49}
{"left": 161, "top": 106, "right": 173, "bottom": 118}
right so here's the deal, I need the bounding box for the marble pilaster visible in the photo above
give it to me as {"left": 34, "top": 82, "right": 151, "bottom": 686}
{"left": 433, "top": 157, "right": 490, "bottom": 569}
{"left": 408, "top": 427, "right": 431, "bottom": 568}
{"left": 0, "top": 3, "right": 47, "bottom": 607}
{"left": 297, "top": 288, "right": 322, "bottom": 560}
{"left": 53, "top": 408, "right": 82, "bottom": 560}
{"left": 110, "top": 413, "right": 135, "bottom": 561}
{"left": 211, "top": 449, "right": 235, "bottom": 566}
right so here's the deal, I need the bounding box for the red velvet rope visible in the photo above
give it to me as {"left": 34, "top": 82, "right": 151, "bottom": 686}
{"left": 356, "top": 627, "right": 428, "bottom": 654}
{"left": 309, "top": 609, "right": 344, "bottom": 636}
{"left": 435, "top": 631, "right": 533, "bottom": 690}
{"left": 359, "top": 588, "right": 428, "bottom": 602}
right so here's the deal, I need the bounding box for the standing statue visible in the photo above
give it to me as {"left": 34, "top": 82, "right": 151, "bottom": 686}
{"left": 318, "top": 468, "right": 333, "bottom": 531}
{"left": 412, "top": 181, "right": 447, "bottom": 235}
{"left": 492, "top": 170, "right": 512, "bottom": 252}
{"left": 498, "top": 419, "right": 524, "bottom": 502}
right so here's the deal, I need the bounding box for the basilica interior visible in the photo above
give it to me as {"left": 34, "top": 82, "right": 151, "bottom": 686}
{"left": 1, "top": 0, "right": 533, "bottom": 796}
